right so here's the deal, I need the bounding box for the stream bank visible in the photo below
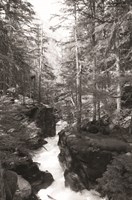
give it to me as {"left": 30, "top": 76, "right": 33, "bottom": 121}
{"left": 1, "top": 95, "right": 132, "bottom": 200}
{"left": 58, "top": 119, "right": 132, "bottom": 200}
{"left": 0, "top": 95, "right": 56, "bottom": 200}
{"left": 33, "top": 121, "right": 106, "bottom": 200}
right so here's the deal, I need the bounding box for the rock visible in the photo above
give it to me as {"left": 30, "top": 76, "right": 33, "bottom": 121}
{"left": 4, "top": 170, "right": 18, "bottom": 200}
{"left": 27, "top": 135, "right": 48, "bottom": 150}
{"left": 58, "top": 129, "right": 131, "bottom": 191}
{"left": 81, "top": 119, "right": 111, "bottom": 135}
{"left": 36, "top": 106, "right": 56, "bottom": 137}
{"left": 0, "top": 168, "right": 31, "bottom": 200}
{"left": 64, "top": 169, "right": 85, "bottom": 191}
{"left": 25, "top": 193, "right": 40, "bottom": 200}
{"left": 12, "top": 159, "right": 54, "bottom": 192}
{"left": 32, "top": 171, "right": 54, "bottom": 192}
{"left": 15, "top": 175, "right": 31, "bottom": 199}
{"left": 0, "top": 169, "right": 18, "bottom": 200}
{"left": 25, "top": 105, "right": 56, "bottom": 137}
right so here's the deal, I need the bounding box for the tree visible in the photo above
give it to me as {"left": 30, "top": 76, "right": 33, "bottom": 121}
{"left": 74, "top": 1, "right": 82, "bottom": 130}
{"left": 0, "top": 0, "right": 58, "bottom": 105}
{"left": 55, "top": 0, "right": 132, "bottom": 122}
{"left": 0, "top": 0, "right": 35, "bottom": 97}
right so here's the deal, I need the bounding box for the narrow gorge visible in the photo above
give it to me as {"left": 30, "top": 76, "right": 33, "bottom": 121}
{"left": 33, "top": 121, "right": 107, "bottom": 200}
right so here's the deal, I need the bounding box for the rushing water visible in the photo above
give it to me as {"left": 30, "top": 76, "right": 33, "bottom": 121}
{"left": 33, "top": 121, "right": 106, "bottom": 200}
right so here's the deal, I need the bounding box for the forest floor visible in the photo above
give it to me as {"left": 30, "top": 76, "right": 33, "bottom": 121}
{"left": 0, "top": 95, "right": 54, "bottom": 200}
{"left": 0, "top": 94, "right": 41, "bottom": 167}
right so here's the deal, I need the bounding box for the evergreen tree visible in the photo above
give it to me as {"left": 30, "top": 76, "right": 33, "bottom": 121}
{"left": 55, "top": 0, "right": 132, "bottom": 122}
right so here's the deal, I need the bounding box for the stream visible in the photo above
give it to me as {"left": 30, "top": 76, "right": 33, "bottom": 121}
{"left": 33, "top": 121, "right": 106, "bottom": 200}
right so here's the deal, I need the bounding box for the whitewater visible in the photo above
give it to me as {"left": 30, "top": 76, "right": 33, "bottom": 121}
{"left": 33, "top": 121, "right": 107, "bottom": 200}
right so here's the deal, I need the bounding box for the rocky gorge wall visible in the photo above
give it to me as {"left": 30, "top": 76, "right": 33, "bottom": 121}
{"left": 12, "top": 104, "right": 56, "bottom": 199}
{"left": 25, "top": 104, "right": 56, "bottom": 138}
{"left": 58, "top": 121, "right": 132, "bottom": 193}
{"left": 0, "top": 97, "right": 56, "bottom": 200}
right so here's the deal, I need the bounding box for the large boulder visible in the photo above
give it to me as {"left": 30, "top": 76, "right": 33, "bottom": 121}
{"left": 58, "top": 128, "right": 131, "bottom": 191}
{"left": 64, "top": 169, "right": 85, "bottom": 191}
{"left": 25, "top": 105, "right": 56, "bottom": 137}
{"left": 3, "top": 172, "right": 37, "bottom": 200}
{"left": 2, "top": 169, "right": 18, "bottom": 200}
{"left": 36, "top": 106, "right": 56, "bottom": 137}
{"left": 11, "top": 158, "right": 54, "bottom": 192}
{"left": 2, "top": 157, "right": 53, "bottom": 200}
{"left": 15, "top": 175, "right": 31, "bottom": 199}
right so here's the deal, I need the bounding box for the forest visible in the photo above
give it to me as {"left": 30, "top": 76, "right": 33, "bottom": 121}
{"left": 0, "top": 0, "right": 132, "bottom": 200}
{"left": 0, "top": 0, "right": 132, "bottom": 124}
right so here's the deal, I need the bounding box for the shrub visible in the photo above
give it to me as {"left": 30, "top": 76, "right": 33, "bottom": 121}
{"left": 97, "top": 153, "right": 132, "bottom": 200}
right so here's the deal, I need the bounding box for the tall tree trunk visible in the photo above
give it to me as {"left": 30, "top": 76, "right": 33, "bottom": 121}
{"left": 0, "top": 167, "right": 6, "bottom": 200}
{"left": 116, "top": 53, "right": 121, "bottom": 113}
{"left": 91, "top": 0, "right": 97, "bottom": 121}
{"left": 129, "top": 111, "right": 132, "bottom": 134}
{"left": 93, "top": 57, "right": 97, "bottom": 120}
{"left": 74, "top": 3, "right": 82, "bottom": 131}
{"left": 97, "top": 100, "right": 101, "bottom": 120}
{"left": 3, "top": 71, "right": 7, "bottom": 95}
{"left": 115, "top": 5, "right": 121, "bottom": 113}
{"left": 22, "top": 72, "right": 25, "bottom": 104}
{"left": 33, "top": 77, "right": 36, "bottom": 104}
{"left": 6, "top": 0, "right": 13, "bottom": 89}
{"left": 38, "top": 25, "right": 43, "bottom": 104}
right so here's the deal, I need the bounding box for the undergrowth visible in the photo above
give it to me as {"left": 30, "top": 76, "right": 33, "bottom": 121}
{"left": 97, "top": 153, "right": 132, "bottom": 200}
{"left": 0, "top": 96, "right": 39, "bottom": 168}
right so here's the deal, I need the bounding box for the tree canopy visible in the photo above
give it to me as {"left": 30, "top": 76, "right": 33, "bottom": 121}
{"left": 54, "top": 0, "right": 132, "bottom": 125}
